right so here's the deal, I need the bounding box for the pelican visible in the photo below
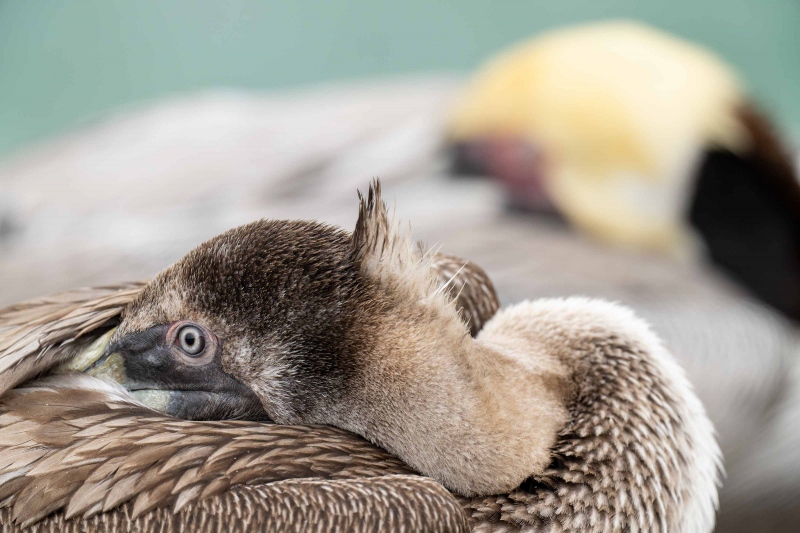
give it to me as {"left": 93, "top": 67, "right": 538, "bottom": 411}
{"left": 0, "top": 181, "right": 720, "bottom": 532}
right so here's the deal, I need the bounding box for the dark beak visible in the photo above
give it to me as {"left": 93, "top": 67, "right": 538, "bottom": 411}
{"left": 84, "top": 325, "right": 270, "bottom": 421}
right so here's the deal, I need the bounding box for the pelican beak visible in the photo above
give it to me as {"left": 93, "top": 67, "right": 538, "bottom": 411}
{"left": 62, "top": 326, "right": 270, "bottom": 421}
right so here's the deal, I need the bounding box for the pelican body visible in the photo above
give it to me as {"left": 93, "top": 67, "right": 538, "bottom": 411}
{"left": 0, "top": 182, "right": 720, "bottom": 532}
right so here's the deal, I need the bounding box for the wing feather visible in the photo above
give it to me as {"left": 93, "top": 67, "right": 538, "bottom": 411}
{"left": 0, "top": 377, "right": 467, "bottom": 531}
{"left": 0, "top": 283, "right": 144, "bottom": 396}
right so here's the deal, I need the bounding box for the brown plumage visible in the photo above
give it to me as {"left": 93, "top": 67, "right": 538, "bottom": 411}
{"left": 431, "top": 253, "right": 499, "bottom": 337}
{"left": 0, "top": 283, "right": 145, "bottom": 396}
{"left": 0, "top": 379, "right": 466, "bottom": 532}
{"left": 0, "top": 181, "right": 719, "bottom": 531}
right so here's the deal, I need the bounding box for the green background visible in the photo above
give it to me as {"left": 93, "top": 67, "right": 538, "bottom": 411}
{"left": 1, "top": 0, "right": 798, "bottom": 159}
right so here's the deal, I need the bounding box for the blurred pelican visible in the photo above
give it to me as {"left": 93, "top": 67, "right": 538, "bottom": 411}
{"left": 449, "top": 21, "right": 800, "bottom": 322}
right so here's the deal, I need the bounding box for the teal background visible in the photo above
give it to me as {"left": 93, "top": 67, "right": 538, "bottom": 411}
{"left": 1, "top": 0, "right": 799, "bottom": 159}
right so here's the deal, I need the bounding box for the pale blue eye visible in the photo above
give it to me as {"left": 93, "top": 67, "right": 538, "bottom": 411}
{"left": 178, "top": 325, "right": 206, "bottom": 356}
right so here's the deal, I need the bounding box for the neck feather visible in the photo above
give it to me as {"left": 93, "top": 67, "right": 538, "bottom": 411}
{"left": 331, "top": 297, "right": 571, "bottom": 497}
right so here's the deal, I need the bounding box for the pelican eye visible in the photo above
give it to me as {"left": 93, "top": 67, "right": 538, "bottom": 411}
{"left": 167, "top": 322, "right": 218, "bottom": 365}
{"left": 177, "top": 325, "right": 206, "bottom": 356}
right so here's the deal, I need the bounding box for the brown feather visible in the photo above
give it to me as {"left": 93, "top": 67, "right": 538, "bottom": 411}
{"left": 1, "top": 477, "right": 468, "bottom": 533}
{"left": 0, "top": 283, "right": 144, "bottom": 396}
{"left": 0, "top": 381, "right": 471, "bottom": 531}
{"left": 0, "top": 186, "right": 717, "bottom": 531}
{"left": 430, "top": 253, "right": 500, "bottom": 336}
